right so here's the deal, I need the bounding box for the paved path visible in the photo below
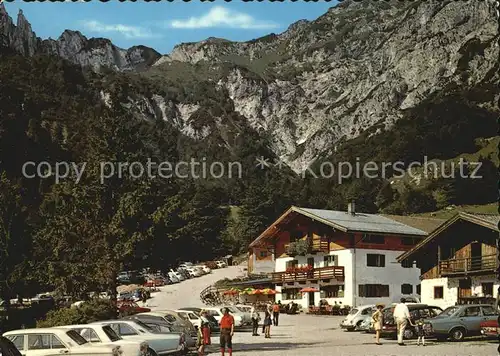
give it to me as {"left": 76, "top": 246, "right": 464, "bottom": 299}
{"left": 147, "top": 267, "right": 497, "bottom": 355}
{"left": 149, "top": 265, "right": 247, "bottom": 310}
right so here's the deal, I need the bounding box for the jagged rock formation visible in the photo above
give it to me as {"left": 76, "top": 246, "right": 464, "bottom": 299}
{"left": 0, "top": 3, "right": 160, "bottom": 71}
{"left": 1, "top": 1, "right": 498, "bottom": 172}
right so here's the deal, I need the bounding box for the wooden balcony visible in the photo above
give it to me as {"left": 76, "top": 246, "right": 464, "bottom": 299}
{"left": 439, "top": 254, "right": 497, "bottom": 276}
{"left": 271, "top": 266, "right": 344, "bottom": 283}
{"left": 311, "top": 238, "right": 329, "bottom": 253}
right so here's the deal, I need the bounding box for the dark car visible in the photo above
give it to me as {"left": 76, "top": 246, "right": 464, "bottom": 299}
{"left": 0, "top": 336, "right": 23, "bottom": 356}
{"left": 381, "top": 304, "right": 443, "bottom": 339}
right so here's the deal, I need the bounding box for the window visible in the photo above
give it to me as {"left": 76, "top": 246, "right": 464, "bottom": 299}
{"left": 401, "top": 237, "right": 418, "bottom": 246}
{"left": 259, "top": 251, "right": 268, "bottom": 258}
{"left": 367, "top": 254, "right": 385, "bottom": 267}
{"left": 461, "top": 306, "right": 480, "bottom": 317}
{"left": 283, "top": 288, "right": 301, "bottom": 300}
{"left": 285, "top": 260, "right": 298, "bottom": 269}
{"left": 7, "top": 335, "right": 24, "bottom": 350}
{"left": 482, "top": 282, "right": 494, "bottom": 296}
{"left": 117, "top": 324, "right": 139, "bottom": 336}
{"left": 188, "top": 313, "right": 199, "bottom": 320}
{"left": 324, "top": 255, "right": 338, "bottom": 266}
{"left": 66, "top": 330, "right": 87, "bottom": 345}
{"left": 321, "top": 285, "right": 343, "bottom": 298}
{"left": 401, "top": 284, "right": 413, "bottom": 294}
{"left": 401, "top": 259, "right": 413, "bottom": 268}
{"left": 102, "top": 326, "right": 121, "bottom": 342}
{"left": 363, "top": 234, "right": 385, "bottom": 244}
{"left": 80, "top": 329, "right": 101, "bottom": 343}
{"left": 162, "top": 315, "right": 177, "bottom": 323}
{"left": 27, "top": 334, "right": 65, "bottom": 350}
{"left": 416, "top": 284, "right": 421, "bottom": 295}
{"left": 482, "top": 305, "right": 497, "bottom": 316}
{"left": 434, "top": 286, "right": 444, "bottom": 299}
{"left": 358, "top": 284, "right": 389, "bottom": 297}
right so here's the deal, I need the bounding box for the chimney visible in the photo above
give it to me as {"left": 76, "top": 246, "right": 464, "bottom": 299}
{"left": 347, "top": 200, "right": 355, "bottom": 215}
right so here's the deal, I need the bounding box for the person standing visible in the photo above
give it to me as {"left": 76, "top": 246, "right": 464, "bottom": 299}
{"left": 262, "top": 302, "right": 272, "bottom": 333}
{"left": 263, "top": 310, "right": 272, "bottom": 338}
{"left": 141, "top": 290, "right": 148, "bottom": 307}
{"left": 219, "top": 308, "right": 235, "bottom": 356}
{"left": 410, "top": 318, "right": 426, "bottom": 346}
{"left": 251, "top": 304, "right": 261, "bottom": 336}
{"left": 197, "top": 310, "right": 212, "bottom": 356}
{"left": 371, "top": 304, "right": 384, "bottom": 345}
{"left": 272, "top": 302, "right": 280, "bottom": 326}
{"left": 393, "top": 298, "right": 411, "bottom": 346}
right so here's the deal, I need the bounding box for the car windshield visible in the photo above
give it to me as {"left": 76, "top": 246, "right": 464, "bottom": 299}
{"left": 102, "top": 325, "right": 121, "bottom": 342}
{"left": 348, "top": 308, "right": 358, "bottom": 315}
{"left": 482, "top": 306, "right": 498, "bottom": 316}
{"left": 440, "top": 307, "right": 459, "bottom": 317}
{"left": 227, "top": 307, "right": 240, "bottom": 313}
{"left": 66, "top": 330, "right": 88, "bottom": 345}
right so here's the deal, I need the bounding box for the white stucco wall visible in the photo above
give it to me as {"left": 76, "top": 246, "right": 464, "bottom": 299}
{"left": 353, "top": 248, "right": 421, "bottom": 307}
{"left": 274, "top": 248, "right": 421, "bottom": 309}
{"left": 421, "top": 275, "right": 499, "bottom": 310}
{"left": 251, "top": 251, "right": 275, "bottom": 275}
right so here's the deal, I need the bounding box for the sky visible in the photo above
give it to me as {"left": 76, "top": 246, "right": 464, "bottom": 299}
{"left": 3, "top": 0, "right": 338, "bottom": 54}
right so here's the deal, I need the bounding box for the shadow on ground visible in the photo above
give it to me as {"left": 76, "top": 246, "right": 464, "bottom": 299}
{"left": 211, "top": 341, "right": 327, "bottom": 352}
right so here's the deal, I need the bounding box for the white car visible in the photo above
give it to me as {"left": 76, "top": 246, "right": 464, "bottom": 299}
{"left": 235, "top": 305, "right": 253, "bottom": 313}
{"left": 215, "top": 261, "right": 227, "bottom": 268}
{"left": 186, "top": 268, "right": 202, "bottom": 277}
{"left": 197, "top": 265, "right": 211, "bottom": 274}
{"left": 203, "top": 307, "right": 249, "bottom": 327}
{"left": 340, "top": 305, "right": 376, "bottom": 331}
{"left": 58, "top": 324, "right": 144, "bottom": 356}
{"left": 170, "top": 270, "right": 185, "bottom": 282}
{"left": 3, "top": 327, "right": 128, "bottom": 356}
{"left": 92, "top": 320, "right": 187, "bottom": 355}
{"left": 176, "top": 310, "right": 203, "bottom": 329}
{"left": 168, "top": 272, "right": 180, "bottom": 283}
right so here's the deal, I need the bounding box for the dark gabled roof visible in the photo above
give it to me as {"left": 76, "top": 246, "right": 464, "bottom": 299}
{"left": 397, "top": 212, "right": 500, "bottom": 262}
{"left": 249, "top": 206, "right": 428, "bottom": 248}
{"left": 381, "top": 215, "right": 445, "bottom": 234}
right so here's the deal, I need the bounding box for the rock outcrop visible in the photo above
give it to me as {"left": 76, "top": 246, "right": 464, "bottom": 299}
{"left": 0, "top": 3, "right": 161, "bottom": 71}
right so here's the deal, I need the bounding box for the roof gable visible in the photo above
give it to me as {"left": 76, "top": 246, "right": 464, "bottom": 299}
{"left": 397, "top": 212, "right": 500, "bottom": 262}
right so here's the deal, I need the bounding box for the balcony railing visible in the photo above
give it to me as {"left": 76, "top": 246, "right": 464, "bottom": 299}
{"left": 439, "top": 254, "right": 497, "bottom": 276}
{"left": 285, "top": 238, "right": 329, "bottom": 256}
{"left": 311, "top": 238, "right": 330, "bottom": 253}
{"left": 271, "top": 266, "right": 344, "bottom": 283}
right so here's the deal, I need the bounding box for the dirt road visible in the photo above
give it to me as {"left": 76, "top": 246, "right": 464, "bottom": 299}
{"left": 148, "top": 265, "right": 247, "bottom": 310}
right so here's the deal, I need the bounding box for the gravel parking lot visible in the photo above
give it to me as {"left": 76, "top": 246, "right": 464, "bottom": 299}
{"left": 149, "top": 265, "right": 497, "bottom": 355}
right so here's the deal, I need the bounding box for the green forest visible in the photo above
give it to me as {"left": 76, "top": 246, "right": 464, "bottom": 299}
{"left": 0, "top": 42, "right": 497, "bottom": 307}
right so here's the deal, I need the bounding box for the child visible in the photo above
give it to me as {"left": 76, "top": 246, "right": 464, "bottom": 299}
{"left": 264, "top": 310, "right": 272, "bottom": 338}
{"left": 410, "top": 318, "right": 426, "bottom": 346}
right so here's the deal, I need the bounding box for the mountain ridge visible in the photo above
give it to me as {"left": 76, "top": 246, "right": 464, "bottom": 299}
{"left": 0, "top": 1, "right": 498, "bottom": 173}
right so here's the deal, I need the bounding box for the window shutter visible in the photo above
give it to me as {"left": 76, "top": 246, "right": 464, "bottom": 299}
{"left": 359, "top": 285, "right": 365, "bottom": 297}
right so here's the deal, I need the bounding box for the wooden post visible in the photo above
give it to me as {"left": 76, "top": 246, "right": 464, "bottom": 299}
{"left": 437, "top": 245, "right": 441, "bottom": 276}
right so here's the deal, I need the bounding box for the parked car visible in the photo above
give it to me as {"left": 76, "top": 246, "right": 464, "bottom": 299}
{"left": 0, "top": 335, "right": 23, "bottom": 356}
{"left": 202, "top": 307, "right": 251, "bottom": 327}
{"left": 215, "top": 261, "right": 227, "bottom": 268}
{"left": 130, "top": 311, "right": 197, "bottom": 340}
{"left": 178, "top": 308, "right": 220, "bottom": 333}
{"left": 4, "top": 327, "right": 129, "bottom": 356}
{"left": 170, "top": 270, "right": 185, "bottom": 282}
{"left": 480, "top": 319, "right": 499, "bottom": 338}
{"left": 118, "top": 300, "right": 151, "bottom": 316}
{"left": 92, "top": 320, "right": 187, "bottom": 355}
{"left": 121, "top": 315, "right": 195, "bottom": 348}
{"left": 427, "top": 304, "right": 498, "bottom": 341}
{"left": 358, "top": 317, "right": 372, "bottom": 332}
{"left": 29, "top": 293, "right": 54, "bottom": 304}
{"left": 58, "top": 324, "right": 144, "bottom": 356}
{"left": 340, "top": 305, "right": 376, "bottom": 331}
{"left": 381, "top": 304, "right": 443, "bottom": 339}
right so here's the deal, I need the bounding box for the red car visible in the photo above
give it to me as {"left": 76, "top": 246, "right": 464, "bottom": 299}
{"left": 117, "top": 300, "right": 151, "bottom": 315}
{"left": 480, "top": 319, "right": 499, "bottom": 337}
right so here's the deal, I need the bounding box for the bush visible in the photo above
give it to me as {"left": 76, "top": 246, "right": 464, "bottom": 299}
{"left": 36, "top": 299, "right": 116, "bottom": 327}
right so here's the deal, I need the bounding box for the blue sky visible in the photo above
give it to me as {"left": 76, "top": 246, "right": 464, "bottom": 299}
{"left": 3, "top": 0, "right": 338, "bottom": 54}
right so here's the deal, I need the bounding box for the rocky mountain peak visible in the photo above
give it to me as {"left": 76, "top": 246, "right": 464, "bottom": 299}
{"left": 0, "top": 5, "right": 161, "bottom": 71}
